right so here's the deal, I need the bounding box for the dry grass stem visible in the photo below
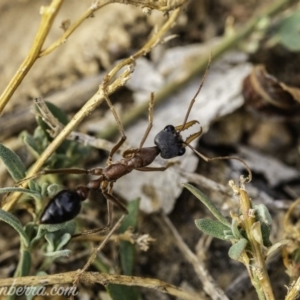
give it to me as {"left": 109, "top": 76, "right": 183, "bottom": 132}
{"left": 161, "top": 213, "right": 230, "bottom": 300}
{"left": 0, "top": 271, "right": 198, "bottom": 300}
{"left": 0, "top": 0, "right": 63, "bottom": 114}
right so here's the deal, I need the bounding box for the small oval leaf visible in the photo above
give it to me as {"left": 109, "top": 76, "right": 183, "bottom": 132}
{"left": 195, "top": 218, "right": 231, "bottom": 240}
{"left": 228, "top": 238, "right": 248, "bottom": 260}
{"left": 0, "top": 143, "right": 26, "bottom": 181}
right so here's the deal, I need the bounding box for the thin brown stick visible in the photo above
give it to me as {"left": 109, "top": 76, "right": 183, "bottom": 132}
{"left": 73, "top": 215, "right": 125, "bottom": 286}
{"left": 0, "top": 271, "right": 198, "bottom": 300}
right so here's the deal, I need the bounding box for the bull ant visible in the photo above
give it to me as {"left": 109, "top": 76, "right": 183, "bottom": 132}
{"left": 17, "top": 60, "right": 252, "bottom": 233}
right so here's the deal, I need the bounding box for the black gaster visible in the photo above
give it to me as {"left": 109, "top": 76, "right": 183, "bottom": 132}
{"left": 40, "top": 190, "right": 82, "bottom": 224}
{"left": 154, "top": 125, "right": 186, "bottom": 159}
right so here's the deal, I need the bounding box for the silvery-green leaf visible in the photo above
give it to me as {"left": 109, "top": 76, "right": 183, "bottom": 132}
{"left": 254, "top": 204, "right": 272, "bottom": 226}
{"left": 0, "top": 143, "right": 26, "bottom": 182}
{"left": 260, "top": 223, "right": 272, "bottom": 247}
{"left": 39, "top": 223, "right": 66, "bottom": 232}
{"left": 231, "top": 217, "right": 242, "bottom": 239}
{"left": 0, "top": 187, "right": 40, "bottom": 198}
{"left": 228, "top": 238, "right": 248, "bottom": 260}
{"left": 43, "top": 249, "right": 71, "bottom": 258}
{"left": 56, "top": 233, "right": 72, "bottom": 251}
{"left": 47, "top": 184, "right": 62, "bottom": 198}
{"left": 20, "top": 131, "right": 40, "bottom": 158}
{"left": 195, "top": 218, "right": 230, "bottom": 240}
{"left": 184, "top": 183, "right": 231, "bottom": 227}
{"left": 0, "top": 209, "right": 29, "bottom": 247}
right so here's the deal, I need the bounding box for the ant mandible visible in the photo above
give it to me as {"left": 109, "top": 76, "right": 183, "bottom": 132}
{"left": 18, "top": 58, "right": 252, "bottom": 232}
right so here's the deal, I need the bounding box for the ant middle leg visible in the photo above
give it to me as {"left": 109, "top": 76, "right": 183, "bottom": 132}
{"left": 102, "top": 76, "right": 127, "bottom": 164}
{"left": 139, "top": 92, "right": 155, "bottom": 149}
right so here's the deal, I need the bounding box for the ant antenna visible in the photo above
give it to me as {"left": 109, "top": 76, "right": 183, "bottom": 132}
{"left": 179, "top": 54, "right": 212, "bottom": 133}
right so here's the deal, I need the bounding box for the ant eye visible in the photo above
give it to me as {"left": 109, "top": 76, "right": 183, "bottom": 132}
{"left": 178, "top": 147, "right": 186, "bottom": 156}
{"left": 164, "top": 125, "right": 175, "bottom": 132}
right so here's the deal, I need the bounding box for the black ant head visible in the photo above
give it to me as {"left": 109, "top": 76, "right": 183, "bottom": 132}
{"left": 154, "top": 125, "right": 185, "bottom": 159}
{"left": 154, "top": 121, "right": 202, "bottom": 159}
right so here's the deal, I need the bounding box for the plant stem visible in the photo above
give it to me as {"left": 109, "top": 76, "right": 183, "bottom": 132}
{"left": 239, "top": 188, "right": 275, "bottom": 300}
{"left": 0, "top": 0, "right": 63, "bottom": 115}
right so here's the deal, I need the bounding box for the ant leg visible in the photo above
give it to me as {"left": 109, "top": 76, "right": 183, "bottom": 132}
{"left": 139, "top": 92, "right": 155, "bottom": 149}
{"left": 100, "top": 185, "right": 128, "bottom": 232}
{"left": 102, "top": 191, "right": 128, "bottom": 214}
{"left": 72, "top": 184, "right": 118, "bottom": 238}
{"left": 137, "top": 161, "right": 177, "bottom": 172}
{"left": 102, "top": 77, "right": 127, "bottom": 163}
{"left": 185, "top": 144, "right": 252, "bottom": 182}
{"left": 179, "top": 55, "right": 211, "bottom": 132}
{"left": 17, "top": 167, "right": 104, "bottom": 184}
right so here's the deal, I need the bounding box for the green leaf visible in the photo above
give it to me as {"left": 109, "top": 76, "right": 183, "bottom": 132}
{"left": 14, "top": 249, "right": 31, "bottom": 277}
{"left": 254, "top": 204, "right": 272, "bottom": 247}
{"left": 231, "top": 217, "right": 242, "bottom": 240}
{"left": 43, "top": 249, "right": 71, "bottom": 258}
{"left": 36, "top": 101, "right": 69, "bottom": 128}
{"left": 0, "top": 209, "right": 29, "bottom": 247}
{"left": 195, "top": 218, "right": 231, "bottom": 240}
{"left": 228, "top": 238, "right": 248, "bottom": 260}
{"left": 20, "top": 131, "right": 40, "bottom": 157}
{"left": 260, "top": 223, "right": 272, "bottom": 247}
{"left": 119, "top": 199, "right": 140, "bottom": 276}
{"left": 119, "top": 199, "right": 140, "bottom": 235}
{"left": 277, "top": 11, "right": 300, "bottom": 51}
{"left": 184, "top": 183, "right": 231, "bottom": 227}
{"left": 108, "top": 199, "right": 140, "bottom": 300}
{"left": 0, "top": 143, "right": 26, "bottom": 181}
{"left": 254, "top": 204, "right": 272, "bottom": 226}
{"left": 0, "top": 187, "right": 40, "bottom": 197}
{"left": 107, "top": 285, "right": 139, "bottom": 300}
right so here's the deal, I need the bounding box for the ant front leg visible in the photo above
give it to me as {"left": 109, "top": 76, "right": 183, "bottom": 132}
{"left": 102, "top": 76, "right": 127, "bottom": 164}
{"left": 137, "top": 160, "right": 178, "bottom": 172}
